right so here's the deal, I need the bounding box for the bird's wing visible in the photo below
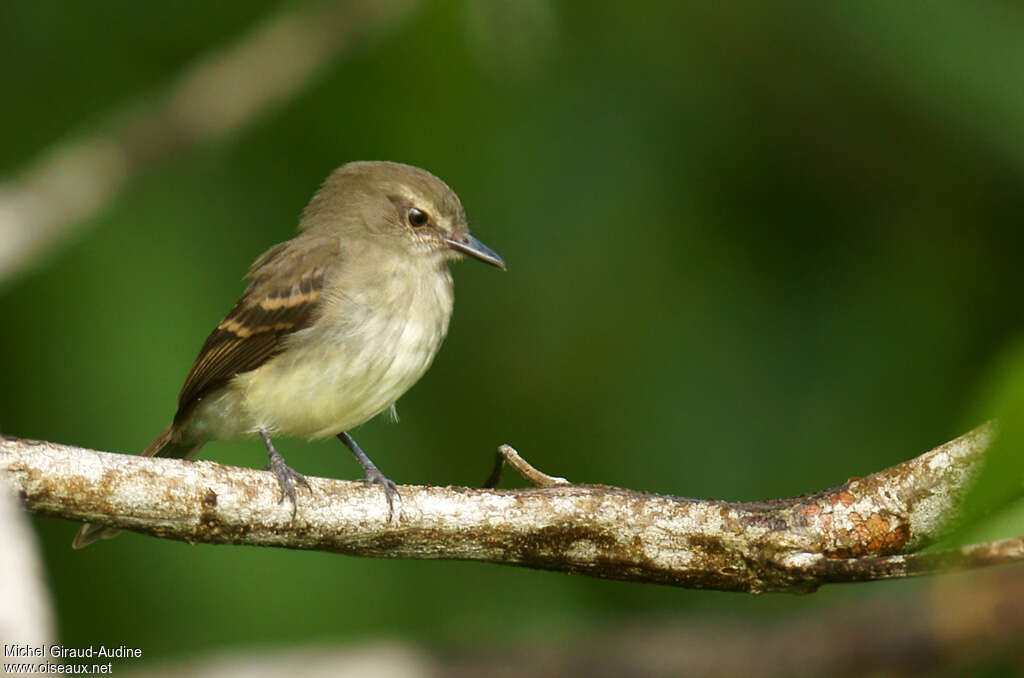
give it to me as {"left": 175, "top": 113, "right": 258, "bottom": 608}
{"left": 174, "top": 238, "right": 338, "bottom": 422}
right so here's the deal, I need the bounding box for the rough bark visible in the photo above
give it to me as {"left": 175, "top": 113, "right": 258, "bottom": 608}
{"left": 1, "top": 423, "right": 1021, "bottom": 593}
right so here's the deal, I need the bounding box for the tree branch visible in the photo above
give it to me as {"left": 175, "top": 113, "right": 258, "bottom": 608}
{"left": 1, "top": 423, "right": 1021, "bottom": 593}
{"left": 0, "top": 481, "right": 54, "bottom": 655}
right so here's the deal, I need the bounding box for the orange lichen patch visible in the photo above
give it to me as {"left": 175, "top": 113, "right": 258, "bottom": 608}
{"left": 883, "top": 524, "right": 910, "bottom": 551}
{"left": 803, "top": 503, "right": 823, "bottom": 517}
{"left": 864, "top": 513, "right": 887, "bottom": 532}
{"left": 858, "top": 514, "right": 888, "bottom": 548}
{"left": 832, "top": 491, "right": 856, "bottom": 507}
{"left": 825, "top": 512, "right": 910, "bottom": 558}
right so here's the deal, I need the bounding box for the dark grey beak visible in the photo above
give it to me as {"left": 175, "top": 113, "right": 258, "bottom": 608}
{"left": 445, "top": 234, "right": 506, "bottom": 270}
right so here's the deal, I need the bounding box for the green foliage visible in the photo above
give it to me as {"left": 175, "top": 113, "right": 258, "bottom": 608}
{"left": 2, "top": 0, "right": 1024, "bottom": 663}
{"left": 957, "top": 342, "right": 1024, "bottom": 537}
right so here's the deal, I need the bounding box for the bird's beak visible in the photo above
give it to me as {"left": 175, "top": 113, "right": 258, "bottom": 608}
{"left": 445, "top": 234, "right": 506, "bottom": 270}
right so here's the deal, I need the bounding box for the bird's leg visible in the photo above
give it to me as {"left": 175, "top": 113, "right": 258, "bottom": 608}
{"left": 337, "top": 431, "right": 398, "bottom": 521}
{"left": 259, "top": 430, "right": 310, "bottom": 515}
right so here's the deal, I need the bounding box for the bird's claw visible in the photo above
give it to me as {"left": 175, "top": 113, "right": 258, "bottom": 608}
{"left": 362, "top": 467, "right": 399, "bottom": 522}
{"left": 268, "top": 450, "right": 310, "bottom": 517}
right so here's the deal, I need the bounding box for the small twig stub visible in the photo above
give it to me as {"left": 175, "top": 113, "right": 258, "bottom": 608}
{"left": 485, "top": 444, "right": 570, "bottom": 488}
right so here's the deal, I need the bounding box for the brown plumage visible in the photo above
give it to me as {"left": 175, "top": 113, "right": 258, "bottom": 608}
{"left": 72, "top": 161, "right": 505, "bottom": 549}
{"left": 175, "top": 239, "right": 336, "bottom": 422}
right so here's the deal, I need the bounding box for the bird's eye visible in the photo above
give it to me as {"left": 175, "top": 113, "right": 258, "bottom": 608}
{"left": 407, "top": 207, "right": 429, "bottom": 228}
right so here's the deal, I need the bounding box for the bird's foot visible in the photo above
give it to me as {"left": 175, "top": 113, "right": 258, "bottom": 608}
{"left": 361, "top": 466, "right": 399, "bottom": 522}
{"left": 337, "top": 431, "right": 400, "bottom": 522}
{"left": 264, "top": 444, "right": 310, "bottom": 518}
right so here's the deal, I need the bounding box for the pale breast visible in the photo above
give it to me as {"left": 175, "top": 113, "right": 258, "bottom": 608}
{"left": 216, "top": 257, "right": 454, "bottom": 440}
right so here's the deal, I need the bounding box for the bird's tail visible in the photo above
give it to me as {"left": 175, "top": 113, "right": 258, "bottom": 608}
{"left": 71, "top": 424, "right": 204, "bottom": 549}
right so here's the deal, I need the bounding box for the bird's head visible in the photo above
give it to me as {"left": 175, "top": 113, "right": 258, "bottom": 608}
{"left": 301, "top": 161, "right": 505, "bottom": 270}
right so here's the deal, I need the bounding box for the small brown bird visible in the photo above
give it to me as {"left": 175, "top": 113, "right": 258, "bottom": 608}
{"left": 73, "top": 161, "right": 505, "bottom": 548}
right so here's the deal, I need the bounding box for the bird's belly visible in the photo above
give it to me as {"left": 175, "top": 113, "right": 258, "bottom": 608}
{"left": 224, "top": 313, "right": 444, "bottom": 440}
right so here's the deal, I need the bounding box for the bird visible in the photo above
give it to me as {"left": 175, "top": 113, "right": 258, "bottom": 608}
{"left": 73, "top": 161, "right": 505, "bottom": 548}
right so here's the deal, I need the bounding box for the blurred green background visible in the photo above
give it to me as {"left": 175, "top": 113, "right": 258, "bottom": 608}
{"left": 2, "top": 0, "right": 1023, "bottom": 671}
